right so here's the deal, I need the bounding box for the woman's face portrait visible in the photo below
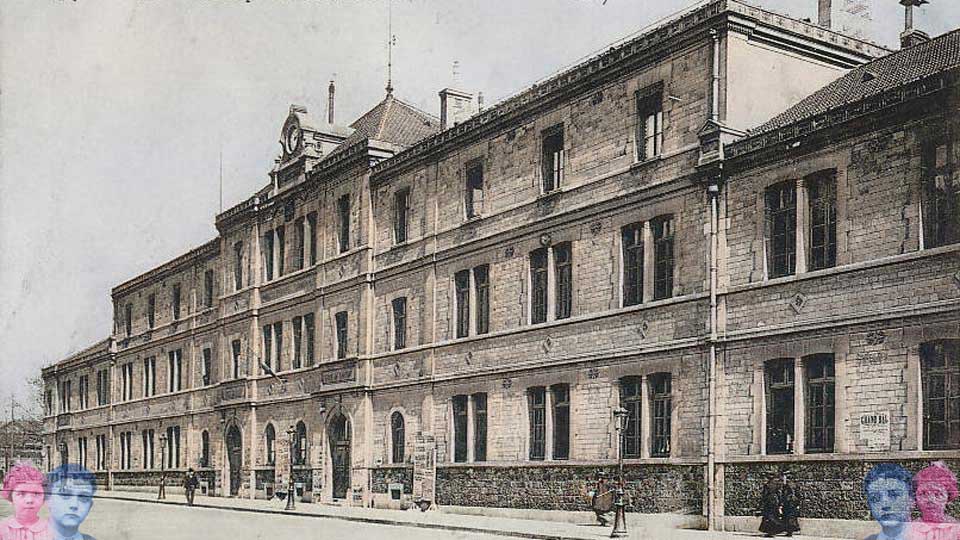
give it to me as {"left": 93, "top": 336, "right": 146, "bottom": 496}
{"left": 916, "top": 482, "right": 950, "bottom": 518}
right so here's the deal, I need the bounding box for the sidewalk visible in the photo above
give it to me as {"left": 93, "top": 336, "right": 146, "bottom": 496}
{"left": 93, "top": 489, "right": 850, "bottom": 540}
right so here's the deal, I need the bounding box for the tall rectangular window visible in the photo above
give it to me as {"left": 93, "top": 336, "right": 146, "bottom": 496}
{"left": 765, "top": 358, "right": 796, "bottom": 454}
{"left": 78, "top": 437, "right": 87, "bottom": 469}
{"left": 636, "top": 87, "right": 664, "bottom": 161}
{"left": 168, "top": 349, "right": 182, "bottom": 393}
{"left": 554, "top": 243, "right": 572, "bottom": 320}
{"left": 232, "top": 339, "right": 242, "bottom": 379}
{"left": 262, "top": 325, "right": 273, "bottom": 371}
{"left": 620, "top": 377, "right": 642, "bottom": 459}
{"left": 307, "top": 212, "right": 318, "bottom": 266}
{"left": 805, "top": 354, "right": 835, "bottom": 453}
{"left": 78, "top": 376, "right": 88, "bottom": 410}
{"left": 293, "top": 316, "right": 303, "bottom": 369}
{"left": 124, "top": 303, "right": 132, "bottom": 337}
{"left": 922, "top": 340, "right": 960, "bottom": 450}
{"left": 922, "top": 140, "right": 960, "bottom": 248}
{"left": 541, "top": 125, "right": 564, "bottom": 193}
{"left": 530, "top": 248, "right": 548, "bottom": 324}
{"left": 455, "top": 270, "right": 470, "bottom": 338}
{"left": 294, "top": 217, "right": 306, "bottom": 271}
{"left": 465, "top": 161, "right": 484, "bottom": 218}
{"left": 551, "top": 384, "right": 570, "bottom": 460}
{"left": 263, "top": 231, "right": 275, "bottom": 281}
{"left": 622, "top": 223, "right": 644, "bottom": 306}
{"left": 96, "top": 369, "right": 109, "bottom": 406}
{"left": 808, "top": 173, "right": 837, "bottom": 270}
{"left": 394, "top": 188, "right": 409, "bottom": 244}
{"left": 142, "top": 429, "right": 155, "bottom": 469}
{"left": 273, "top": 322, "right": 283, "bottom": 372}
{"left": 276, "top": 225, "right": 285, "bottom": 277}
{"left": 202, "top": 348, "right": 212, "bottom": 386}
{"left": 335, "top": 311, "right": 348, "bottom": 359}
{"left": 96, "top": 435, "right": 106, "bottom": 470}
{"left": 765, "top": 182, "right": 797, "bottom": 279}
{"left": 338, "top": 194, "right": 351, "bottom": 253}
{"left": 204, "top": 269, "right": 214, "bottom": 307}
{"left": 147, "top": 294, "right": 156, "bottom": 328}
{"left": 473, "top": 393, "right": 487, "bottom": 462}
{"left": 234, "top": 241, "right": 243, "bottom": 291}
{"left": 121, "top": 363, "right": 133, "bottom": 401}
{"left": 452, "top": 395, "right": 468, "bottom": 463}
{"left": 143, "top": 357, "right": 156, "bottom": 398}
{"left": 652, "top": 215, "right": 674, "bottom": 300}
{"left": 650, "top": 373, "right": 672, "bottom": 457}
{"left": 172, "top": 284, "right": 182, "bottom": 320}
{"left": 120, "top": 431, "right": 132, "bottom": 470}
{"left": 304, "top": 313, "right": 316, "bottom": 366}
{"left": 392, "top": 297, "right": 407, "bottom": 350}
{"left": 528, "top": 387, "right": 546, "bottom": 460}
{"left": 474, "top": 265, "right": 490, "bottom": 335}
{"left": 166, "top": 425, "right": 181, "bottom": 469}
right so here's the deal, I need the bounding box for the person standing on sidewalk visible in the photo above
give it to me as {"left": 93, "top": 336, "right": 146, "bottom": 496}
{"left": 183, "top": 468, "right": 199, "bottom": 506}
{"left": 779, "top": 471, "right": 801, "bottom": 537}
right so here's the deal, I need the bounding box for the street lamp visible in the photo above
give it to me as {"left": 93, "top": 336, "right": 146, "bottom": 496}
{"left": 158, "top": 432, "right": 167, "bottom": 500}
{"left": 285, "top": 425, "right": 296, "bottom": 511}
{"left": 611, "top": 406, "right": 629, "bottom": 538}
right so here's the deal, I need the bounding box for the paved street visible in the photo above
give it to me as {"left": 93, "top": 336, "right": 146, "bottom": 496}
{"left": 1, "top": 493, "right": 860, "bottom": 540}
{"left": 0, "top": 497, "right": 502, "bottom": 540}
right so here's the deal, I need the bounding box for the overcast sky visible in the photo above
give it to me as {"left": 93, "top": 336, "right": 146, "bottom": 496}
{"left": 1, "top": 0, "right": 957, "bottom": 415}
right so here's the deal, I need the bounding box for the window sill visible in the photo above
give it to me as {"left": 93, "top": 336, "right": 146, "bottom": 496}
{"left": 464, "top": 214, "right": 483, "bottom": 224}
{"left": 537, "top": 188, "right": 564, "bottom": 201}
{"left": 629, "top": 155, "right": 664, "bottom": 172}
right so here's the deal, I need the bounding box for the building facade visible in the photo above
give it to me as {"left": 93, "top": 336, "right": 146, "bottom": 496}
{"left": 41, "top": 0, "right": 959, "bottom": 529}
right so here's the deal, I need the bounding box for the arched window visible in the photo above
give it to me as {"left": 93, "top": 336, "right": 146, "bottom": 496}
{"left": 294, "top": 421, "right": 307, "bottom": 466}
{"left": 391, "top": 412, "right": 405, "bottom": 464}
{"left": 200, "top": 430, "right": 210, "bottom": 467}
{"left": 265, "top": 424, "right": 276, "bottom": 465}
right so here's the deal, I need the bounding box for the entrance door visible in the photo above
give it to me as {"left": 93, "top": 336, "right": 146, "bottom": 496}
{"left": 226, "top": 426, "right": 243, "bottom": 496}
{"left": 329, "top": 414, "right": 351, "bottom": 500}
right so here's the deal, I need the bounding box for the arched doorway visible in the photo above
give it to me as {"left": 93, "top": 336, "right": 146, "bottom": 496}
{"left": 328, "top": 413, "right": 351, "bottom": 500}
{"left": 226, "top": 426, "right": 243, "bottom": 497}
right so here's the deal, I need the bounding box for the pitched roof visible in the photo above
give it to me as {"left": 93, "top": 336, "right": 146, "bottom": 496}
{"left": 343, "top": 93, "right": 439, "bottom": 149}
{"left": 752, "top": 29, "right": 960, "bottom": 135}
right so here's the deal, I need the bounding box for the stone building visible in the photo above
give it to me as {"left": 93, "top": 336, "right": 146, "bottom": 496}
{"left": 41, "top": 0, "right": 959, "bottom": 531}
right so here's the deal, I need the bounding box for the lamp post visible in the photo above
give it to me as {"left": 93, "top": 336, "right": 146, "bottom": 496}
{"left": 611, "top": 406, "right": 629, "bottom": 538}
{"left": 285, "top": 425, "right": 296, "bottom": 511}
{"left": 158, "top": 432, "right": 167, "bottom": 500}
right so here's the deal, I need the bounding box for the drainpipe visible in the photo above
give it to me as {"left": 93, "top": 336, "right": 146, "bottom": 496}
{"left": 707, "top": 182, "right": 720, "bottom": 530}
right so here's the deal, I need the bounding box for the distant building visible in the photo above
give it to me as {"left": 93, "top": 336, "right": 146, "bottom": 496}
{"left": 41, "top": 0, "right": 959, "bottom": 534}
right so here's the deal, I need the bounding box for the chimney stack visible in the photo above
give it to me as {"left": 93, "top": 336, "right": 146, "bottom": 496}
{"left": 899, "top": 0, "right": 931, "bottom": 49}
{"left": 328, "top": 80, "right": 336, "bottom": 125}
{"left": 439, "top": 88, "right": 477, "bottom": 130}
{"left": 818, "top": 0, "right": 832, "bottom": 28}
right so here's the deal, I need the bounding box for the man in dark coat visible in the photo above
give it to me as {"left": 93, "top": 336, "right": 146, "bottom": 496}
{"left": 184, "top": 468, "right": 199, "bottom": 506}
{"left": 588, "top": 471, "right": 615, "bottom": 526}
{"left": 779, "top": 471, "right": 801, "bottom": 536}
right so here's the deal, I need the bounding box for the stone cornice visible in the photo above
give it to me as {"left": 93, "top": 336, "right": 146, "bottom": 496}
{"left": 726, "top": 69, "right": 958, "bottom": 164}
{"left": 112, "top": 238, "right": 221, "bottom": 298}
{"left": 369, "top": 0, "right": 885, "bottom": 182}
{"left": 42, "top": 339, "right": 112, "bottom": 376}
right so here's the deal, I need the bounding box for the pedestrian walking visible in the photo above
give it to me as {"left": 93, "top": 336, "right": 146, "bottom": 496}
{"left": 587, "top": 471, "right": 615, "bottom": 527}
{"left": 779, "top": 471, "right": 801, "bottom": 537}
{"left": 759, "top": 474, "right": 785, "bottom": 537}
{"left": 183, "top": 468, "right": 199, "bottom": 506}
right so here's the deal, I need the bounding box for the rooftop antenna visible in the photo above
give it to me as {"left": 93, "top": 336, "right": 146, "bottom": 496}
{"left": 386, "top": 0, "right": 396, "bottom": 95}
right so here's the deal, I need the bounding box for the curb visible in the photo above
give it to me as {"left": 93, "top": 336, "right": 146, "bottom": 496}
{"left": 92, "top": 494, "right": 600, "bottom": 540}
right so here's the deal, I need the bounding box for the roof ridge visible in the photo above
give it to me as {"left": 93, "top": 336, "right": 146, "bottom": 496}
{"left": 389, "top": 95, "right": 440, "bottom": 122}
{"left": 376, "top": 95, "right": 394, "bottom": 139}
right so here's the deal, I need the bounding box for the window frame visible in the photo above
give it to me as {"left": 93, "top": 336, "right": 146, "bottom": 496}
{"left": 465, "top": 160, "right": 485, "bottom": 219}
{"left": 391, "top": 411, "right": 405, "bottom": 464}
{"left": 636, "top": 85, "right": 664, "bottom": 162}
{"left": 804, "top": 353, "right": 836, "bottom": 453}
{"left": 541, "top": 124, "right": 565, "bottom": 193}
{"left": 765, "top": 358, "right": 796, "bottom": 455}
{"left": 551, "top": 383, "right": 570, "bottom": 460}
{"left": 172, "top": 283, "right": 182, "bottom": 320}
{"left": 620, "top": 376, "right": 642, "bottom": 459}
{"left": 335, "top": 311, "right": 349, "bottom": 359}
{"left": 528, "top": 386, "right": 547, "bottom": 460}
{"left": 921, "top": 340, "right": 960, "bottom": 450}
{"left": 651, "top": 215, "right": 675, "bottom": 300}
{"left": 455, "top": 269, "right": 470, "bottom": 338}
{"left": 530, "top": 248, "right": 549, "bottom": 324}
{"left": 474, "top": 265, "right": 490, "bottom": 335}
{"left": 452, "top": 395, "right": 468, "bottom": 463}
{"left": 621, "top": 223, "right": 644, "bottom": 307}
{"left": 473, "top": 392, "right": 488, "bottom": 462}
{"left": 392, "top": 297, "right": 407, "bottom": 350}
{"left": 394, "top": 188, "right": 410, "bottom": 245}
{"left": 808, "top": 172, "right": 838, "bottom": 271}
{"left": 922, "top": 139, "right": 960, "bottom": 248}
{"left": 338, "top": 194, "right": 351, "bottom": 253}
{"left": 765, "top": 181, "right": 798, "bottom": 279}
{"left": 554, "top": 242, "right": 573, "bottom": 320}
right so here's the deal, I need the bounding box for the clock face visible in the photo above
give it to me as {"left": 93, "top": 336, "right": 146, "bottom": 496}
{"left": 285, "top": 126, "right": 301, "bottom": 154}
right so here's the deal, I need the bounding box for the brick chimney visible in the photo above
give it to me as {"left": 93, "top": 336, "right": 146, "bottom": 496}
{"left": 818, "top": 0, "right": 832, "bottom": 28}
{"left": 327, "top": 80, "right": 336, "bottom": 125}
{"left": 900, "top": 0, "right": 931, "bottom": 49}
{"left": 439, "top": 88, "right": 477, "bottom": 130}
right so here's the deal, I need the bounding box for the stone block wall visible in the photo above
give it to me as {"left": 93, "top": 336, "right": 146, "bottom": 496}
{"left": 437, "top": 463, "right": 703, "bottom": 514}
{"left": 370, "top": 466, "right": 414, "bottom": 494}
{"left": 724, "top": 459, "right": 960, "bottom": 520}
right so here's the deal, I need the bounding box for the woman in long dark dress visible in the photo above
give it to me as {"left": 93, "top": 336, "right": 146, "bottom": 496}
{"left": 779, "top": 472, "right": 801, "bottom": 537}
{"left": 760, "top": 476, "right": 785, "bottom": 537}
